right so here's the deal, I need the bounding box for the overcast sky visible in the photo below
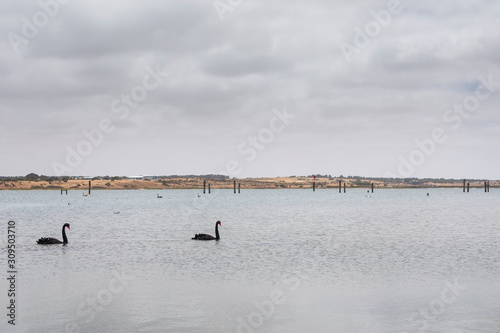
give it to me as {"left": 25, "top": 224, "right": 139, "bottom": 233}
{"left": 1, "top": 0, "right": 499, "bottom": 179}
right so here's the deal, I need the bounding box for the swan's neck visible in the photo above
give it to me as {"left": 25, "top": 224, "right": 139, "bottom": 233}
{"left": 215, "top": 224, "right": 220, "bottom": 240}
{"left": 62, "top": 226, "right": 68, "bottom": 244}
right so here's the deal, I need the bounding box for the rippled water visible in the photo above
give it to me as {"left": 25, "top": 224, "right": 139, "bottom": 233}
{"left": 1, "top": 189, "right": 499, "bottom": 332}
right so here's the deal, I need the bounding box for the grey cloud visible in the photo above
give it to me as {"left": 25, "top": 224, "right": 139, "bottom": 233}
{"left": 0, "top": 0, "right": 498, "bottom": 178}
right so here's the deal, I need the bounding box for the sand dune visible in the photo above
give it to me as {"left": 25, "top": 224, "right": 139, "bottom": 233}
{"left": 0, "top": 177, "right": 497, "bottom": 191}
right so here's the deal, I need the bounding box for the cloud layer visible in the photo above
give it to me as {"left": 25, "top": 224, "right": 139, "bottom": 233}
{"left": 1, "top": 0, "right": 499, "bottom": 178}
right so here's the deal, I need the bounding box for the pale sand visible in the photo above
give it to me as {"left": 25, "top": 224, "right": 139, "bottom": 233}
{"left": 0, "top": 177, "right": 497, "bottom": 190}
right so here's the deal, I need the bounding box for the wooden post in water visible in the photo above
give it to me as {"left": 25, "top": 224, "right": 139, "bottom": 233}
{"left": 488, "top": 181, "right": 490, "bottom": 192}
{"left": 339, "top": 180, "right": 341, "bottom": 193}
{"left": 88, "top": 181, "right": 91, "bottom": 195}
{"left": 208, "top": 183, "right": 211, "bottom": 194}
{"left": 343, "top": 183, "right": 346, "bottom": 193}
{"left": 371, "top": 182, "right": 374, "bottom": 193}
{"left": 485, "top": 181, "right": 487, "bottom": 193}
{"left": 234, "top": 180, "right": 236, "bottom": 194}
{"left": 238, "top": 183, "right": 241, "bottom": 193}
{"left": 463, "top": 179, "right": 466, "bottom": 192}
{"left": 467, "top": 182, "right": 470, "bottom": 193}
{"left": 203, "top": 180, "right": 206, "bottom": 194}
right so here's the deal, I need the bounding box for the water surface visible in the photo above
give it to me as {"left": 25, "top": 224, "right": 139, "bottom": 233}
{"left": 1, "top": 189, "right": 499, "bottom": 332}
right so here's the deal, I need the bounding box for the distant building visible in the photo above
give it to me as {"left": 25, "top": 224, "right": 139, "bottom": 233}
{"left": 126, "top": 175, "right": 158, "bottom": 180}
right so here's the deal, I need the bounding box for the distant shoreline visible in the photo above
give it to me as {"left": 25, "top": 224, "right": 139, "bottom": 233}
{"left": 1, "top": 177, "right": 497, "bottom": 191}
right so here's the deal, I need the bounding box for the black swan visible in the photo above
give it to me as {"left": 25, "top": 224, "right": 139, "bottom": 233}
{"left": 192, "top": 221, "right": 221, "bottom": 241}
{"left": 157, "top": 194, "right": 162, "bottom": 198}
{"left": 37, "top": 223, "right": 70, "bottom": 244}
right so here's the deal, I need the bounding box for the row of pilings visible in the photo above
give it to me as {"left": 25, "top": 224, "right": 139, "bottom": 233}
{"left": 312, "top": 179, "right": 492, "bottom": 193}
{"left": 463, "top": 179, "right": 490, "bottom": 193}
{"left": 58, "top": 178, "right": 493, "bottom": 194}
{"left": 202, "top": 180, "right": 241, "bottom": 194}
{"left": 61, "top": 180, "right": 91, "bottom": 195}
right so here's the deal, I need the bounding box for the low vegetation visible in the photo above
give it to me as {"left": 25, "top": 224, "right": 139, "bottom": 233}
{"left": 0, "top": 173, "right": 497, "bottom": 190}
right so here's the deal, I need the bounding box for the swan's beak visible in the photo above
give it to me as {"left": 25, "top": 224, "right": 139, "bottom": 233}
{"left": 68, "top": 226, "right": 70, "bottom": 230}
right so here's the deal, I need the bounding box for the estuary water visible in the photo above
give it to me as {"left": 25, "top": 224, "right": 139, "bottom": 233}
{"left": 0, "top": 188, "right": 499, "bottom": 333}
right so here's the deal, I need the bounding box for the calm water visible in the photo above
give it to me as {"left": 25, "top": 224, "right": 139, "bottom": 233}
{"left": 1, "top": 189, "right": 499, "bottom": 332}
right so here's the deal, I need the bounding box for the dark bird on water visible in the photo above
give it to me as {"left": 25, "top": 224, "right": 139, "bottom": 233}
{"left": 192, "top": 221, "right": 221, "bottom": 241}
{"left": 37, "top": 223, "right": 70, "bottom": 244}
